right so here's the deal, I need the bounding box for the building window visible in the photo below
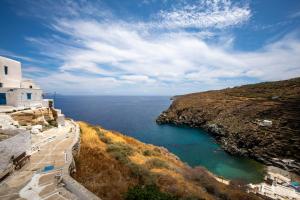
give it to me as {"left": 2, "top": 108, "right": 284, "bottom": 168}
{"left": 4, "top": 66, "right": 8, "bottom": 75}
{"left": 0, "top": 83, "right": 2, "bottom": 88}
{"left": 27, "top": 93, "right": 32, "bottom": 100}
{"left": 29, "top": 85, "right": 33, "bottom": 88}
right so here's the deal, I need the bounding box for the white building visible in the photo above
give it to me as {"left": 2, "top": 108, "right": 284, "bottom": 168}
{"left": 0, "top": 56, "right": 49, "bottom": 108}
{"left": 248, "top": 166, "right": 300, "bottom": 200}
{"left": 249, "top": 183, "right": 300, "bottom": 200}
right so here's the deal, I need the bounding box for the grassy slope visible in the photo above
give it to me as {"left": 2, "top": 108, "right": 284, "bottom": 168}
{"left": 72, "top": 122, "right": 261, "bottom": 200}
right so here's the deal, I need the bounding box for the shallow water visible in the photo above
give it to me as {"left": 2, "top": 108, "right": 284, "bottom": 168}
{"left": 54, "top": 95, "right": 265, "bottom": 183}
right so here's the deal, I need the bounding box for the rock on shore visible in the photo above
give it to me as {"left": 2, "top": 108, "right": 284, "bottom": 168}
{"left": 156, "top": 77, "right": 300, "bottom": 174}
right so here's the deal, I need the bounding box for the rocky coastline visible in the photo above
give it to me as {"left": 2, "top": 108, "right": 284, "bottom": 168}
{"left": 156, "top": 78, "right": 300, "bottom": 175}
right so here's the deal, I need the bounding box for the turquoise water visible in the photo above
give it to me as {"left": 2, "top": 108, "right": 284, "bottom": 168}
{"left": 54, "top": 95, "right": 264, "bottom": 183}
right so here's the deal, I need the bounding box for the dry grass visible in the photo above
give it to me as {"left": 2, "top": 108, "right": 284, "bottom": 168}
{"left": 73, "top": 122, "right": 138, "bottom": 200}
{"left": 73, "top": 122, "right": 261, "bottom": 200}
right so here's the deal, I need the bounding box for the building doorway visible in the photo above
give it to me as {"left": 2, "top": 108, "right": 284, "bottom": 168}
{"left": 0, "top": 93, "right": 6, "bottom": 105}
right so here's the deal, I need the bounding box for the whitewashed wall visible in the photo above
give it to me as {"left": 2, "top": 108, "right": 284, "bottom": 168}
{"left": 21, "top": 79, "right": 41, "bottom": 89}
{"left": 0, "top": 56, "right": 22, "bottom": 88}
{"left": 1, "top": 88, "right": 43, "bottom": 107}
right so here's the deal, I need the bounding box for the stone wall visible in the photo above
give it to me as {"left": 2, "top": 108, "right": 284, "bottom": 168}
{"left": 0, "top": 130, "right": 31, "bottom": 173}
{"left": 62, "top": 120, "right": 101, "bottom": 200}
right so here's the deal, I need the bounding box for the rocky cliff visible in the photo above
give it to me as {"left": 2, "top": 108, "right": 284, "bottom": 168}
{"left": 157, "top": 78, "right": 300, "bottom": 174}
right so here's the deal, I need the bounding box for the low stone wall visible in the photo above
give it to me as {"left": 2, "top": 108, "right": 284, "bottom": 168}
{"left": 0, "top": 130, "right": 31, "bottom": 173}
{"left": 62, "top": 120, "right": 101, "bottom": 200}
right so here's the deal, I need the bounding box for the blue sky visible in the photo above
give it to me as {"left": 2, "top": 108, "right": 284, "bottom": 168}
{"left": 0, "top": 0, "right": 300, "bottom": 95}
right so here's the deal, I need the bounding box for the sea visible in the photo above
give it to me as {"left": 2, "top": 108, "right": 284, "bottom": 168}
{"left": 54, "top": 95, "right": 265, "bottom": 183}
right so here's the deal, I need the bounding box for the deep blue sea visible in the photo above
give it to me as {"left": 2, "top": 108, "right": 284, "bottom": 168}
{"left": 54, "top": 95, "right": 264, "bottom": 183}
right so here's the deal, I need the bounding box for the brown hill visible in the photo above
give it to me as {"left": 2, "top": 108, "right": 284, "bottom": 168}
{"left": 72, "top": 122, "right": 261, "bottom": 200}
{"left": 156, "top": 77, "right": 300, "bottom": 174}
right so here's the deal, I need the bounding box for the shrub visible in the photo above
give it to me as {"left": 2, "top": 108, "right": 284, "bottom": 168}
{"left": 143, "top": 149, "right": 160, "bottom": 156}
{"left": 49, "top": 120, "right": 58, "bottom": 127}
{"left": 42, "top": 124, "right": 53, "bottom": 131}
{"left": 127, "top": 163, "right": 157, "bottom": 185}
{"left": 99, "top": 135, "right": 112, "bottom": 144}
{"left": 125, "top": 185, "right": 177, "bottom": 200}
{"left": 146, "top": 158, "right": 169, "bottom": 169}
{"left": 153, "top": 147, "right": 161, "bottom": 153}
{"left": 106, "top": 142, "right": 134, "bottom": 164}
{"left": 128, "top": 163, "right": 149, "bottom": 178}
{"left": 218, "top": 193, "right": 229, "bottom": 200}
{"left": 107, "top": 142, "right": 134, "bottom": 156}
{"left": 183, "top": 198, "right": 205, "bottom": 200}
{"left": 110, "top": 151, "right": 130, "bottom": 164}
{"left": 143, "top": 150, "right": 152, "bottom": 156}
{"left": 204, "top": 185, "right": 216, "bottom": 195}
{"left": 93, "top": 127, "right": 112, "bottom": 144}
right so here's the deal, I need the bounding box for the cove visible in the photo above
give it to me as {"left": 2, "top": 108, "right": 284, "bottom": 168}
{"left": 54, "top": 95, "right": 265, "bottom": 183}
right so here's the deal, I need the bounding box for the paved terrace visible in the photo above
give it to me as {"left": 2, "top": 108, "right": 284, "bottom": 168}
{"left": 0, "top": 106, "right": 31, "bottom": 113}
{"left": 0, "top": 120, "right": 99, "bottom": 200}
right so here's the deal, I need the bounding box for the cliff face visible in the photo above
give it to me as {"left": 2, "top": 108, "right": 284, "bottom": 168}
{"left": 73, "top": 122, "right": 261, "bottom": 200}
{"left": 157, "top": 78, "right": 300, "bottom": 174}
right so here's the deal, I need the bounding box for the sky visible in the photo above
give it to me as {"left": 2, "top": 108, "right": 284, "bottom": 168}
{"left": 0, "top": 0, "right": 300, "bottom": 95}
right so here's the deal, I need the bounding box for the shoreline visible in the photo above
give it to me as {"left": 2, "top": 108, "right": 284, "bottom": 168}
{"left": 156, "top": 121, "right": 266, "bottom": 183}
{"left": 156, "top": 78, "right": 300, "bottom": 176}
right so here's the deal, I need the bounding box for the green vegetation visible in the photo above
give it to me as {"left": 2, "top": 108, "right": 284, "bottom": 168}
{"left": 127, "top": 162, "right": 156, "bottom": 185}
{"left": 125, "top": 185, "right": 177, "bottom": 200}
{"left": 146, "top": 158, "right": 169, "bottom": 169}
{"left": 48, "top": 120, "right": 58, "bottom": 127}
{"left": 42, "top": 124, "right": 54, "bottom": 131}
{"left": 143, "top": 149, "right": 160, "bottom": 156}
{"left": 105, "top": 141, "right": 157, "bottom": 185}
{"left": 93, "top": 127, "right": 113, "bottom": 144}
{"left": 106, "top": 142, "right": 134, "bottom": 164}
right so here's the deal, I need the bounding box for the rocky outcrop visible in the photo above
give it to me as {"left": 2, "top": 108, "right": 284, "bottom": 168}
{"left": 10, "top": 108, "right": 57, "bottom": 127}
{"left": 157, "top": 78, "right": 300, "bottom": 174}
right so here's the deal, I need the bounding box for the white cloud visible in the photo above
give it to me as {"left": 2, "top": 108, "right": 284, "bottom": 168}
{"left": 28, "top": 18, "right": 300, "bottom": 94}
{"left": 289, "top": 10, "right": 300, "bottom": 18}
{"left": 14, "top": 0, "right": 112, "bottom": 20}
{"left": 158, "top": 0, "right": 251, "bottom": 29}
{"left": 237, "top": 33, "right": 300, "bottom": 81}
{"left": 120, "top": 75, "right": 155, "bottom": 84}
{"left": 34, "top": 71, "right": 122, "bottom": 95}
{"left": 18, "top": 0, "right": 300, "bottom": 95}
{"left": 0, "top": 48, "right": 36, "bottom": 62}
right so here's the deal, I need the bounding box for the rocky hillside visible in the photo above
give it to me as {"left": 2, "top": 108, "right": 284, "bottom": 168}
{"left": 157, "top": 78, "right": 300, "bottom": 174}
{"left": 72, "top": 122, "right": 261, "bottom": 200}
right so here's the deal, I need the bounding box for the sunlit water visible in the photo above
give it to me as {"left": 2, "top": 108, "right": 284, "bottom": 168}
{"left": 54, "top": 95, "right": 265, "bottom": 183}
